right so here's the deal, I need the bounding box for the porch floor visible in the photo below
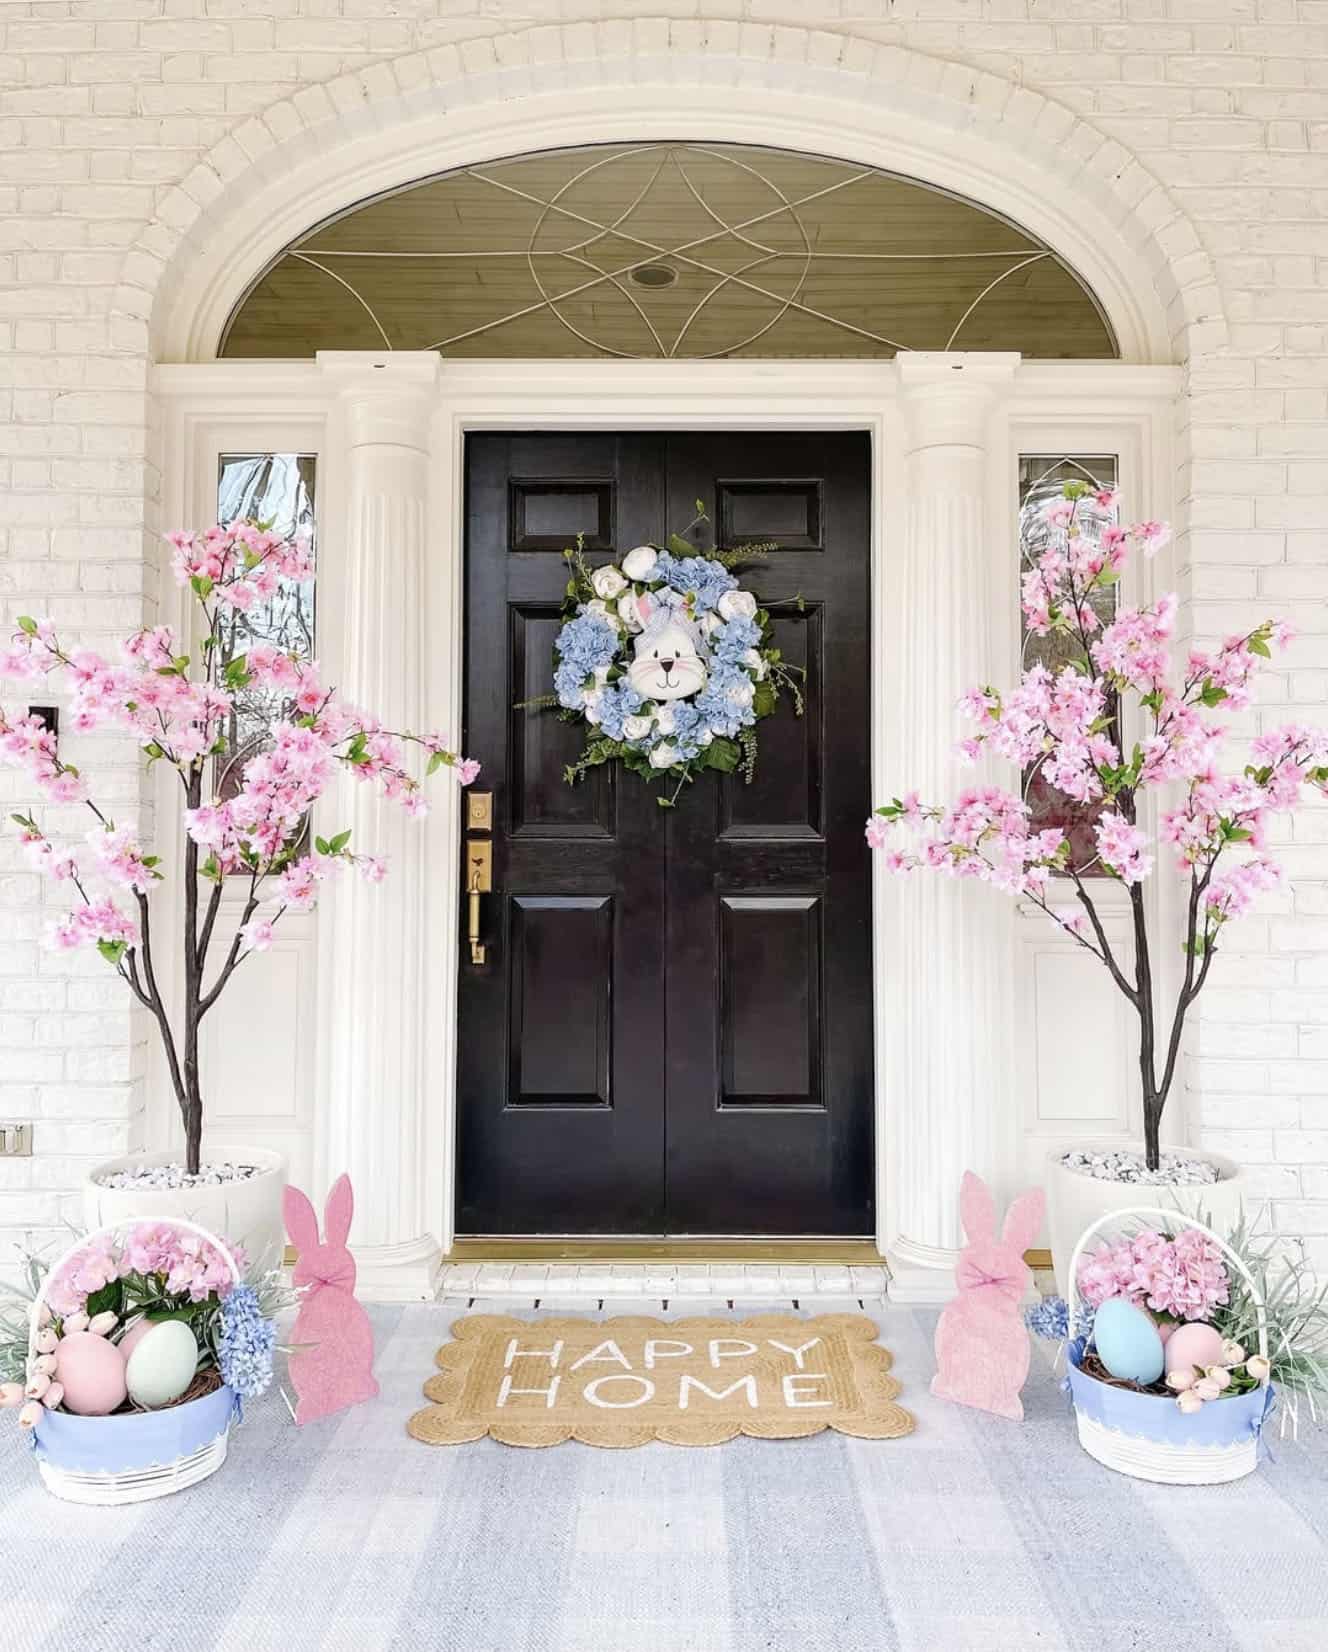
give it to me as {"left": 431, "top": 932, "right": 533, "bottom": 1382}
{"left": 4, "top": 1300, "right": 1326, "bottom": 1652}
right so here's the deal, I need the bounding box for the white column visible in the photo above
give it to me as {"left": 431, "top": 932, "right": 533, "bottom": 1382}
{"left": 314, "top": 352, "right": 443, "bottom": 1301}
{"left": 884, "top": 352, "right": 1022, "bottom": 1304}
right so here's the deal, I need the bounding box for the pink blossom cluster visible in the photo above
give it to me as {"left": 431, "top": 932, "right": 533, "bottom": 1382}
{"left": 1019, "top": 489, "right": 1168, "bottom": 637}
{"left": 1077, "top": 1227, "right": 1230, "bottom": 1321}
{"left": 958, "top": 663, "right": 1117, "bottom": 805}
{"left": 44, "top": 1225, "right": 244, "bottom": 1319}
{"left": 45, "top": 1234, "right": 126, "bottom": 1317}
{"left": 168, "top": 521, "right": 314, "bottom": 612}
{"left": 868, "top": 785, "right": 1069, "bottom": 898}
{"left": 1091, "top": 594, "right": 1178, "bottom": 693}
{"left": 120, "top": 1222, "right": 244, "bottom": 1301}
{"left": 3, "top": 622, "right": 232, "bottom": 768}
{"left": 1093, "top": 812, "right": 1153, "bottom": 886}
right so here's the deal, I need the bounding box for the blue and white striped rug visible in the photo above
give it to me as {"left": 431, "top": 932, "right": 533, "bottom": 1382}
{"left": 3, "top": 1299, "right": 1326, "bottom": 1651}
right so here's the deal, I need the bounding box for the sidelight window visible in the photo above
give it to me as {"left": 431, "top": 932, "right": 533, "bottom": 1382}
{"left": 213, "top": 452, "right": 317, "bottom": 808}
{"left": 1017, "top": 453, "right": 1120, "bottom": 871}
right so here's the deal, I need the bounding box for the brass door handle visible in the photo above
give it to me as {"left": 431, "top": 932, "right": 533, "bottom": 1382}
{"left": 466, "top": 838, "right": 492, "bottom": 965}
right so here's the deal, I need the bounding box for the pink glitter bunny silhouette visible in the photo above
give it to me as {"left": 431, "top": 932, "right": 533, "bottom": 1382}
{"left": 931, "top": 1171, "right": 1045, "bottom": 1422}
{"left": 284, "top": 1174, "right": 379, "bottom": 1424}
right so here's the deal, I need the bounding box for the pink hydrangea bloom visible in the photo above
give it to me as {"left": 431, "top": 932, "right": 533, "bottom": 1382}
{"left": 1076, "top": 1227, "right": 1229, "bottom": 1321}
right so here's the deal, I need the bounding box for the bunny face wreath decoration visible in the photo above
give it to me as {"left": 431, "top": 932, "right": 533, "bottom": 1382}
{"left": 540, "top": 512, "right": 804, "bottom": 808}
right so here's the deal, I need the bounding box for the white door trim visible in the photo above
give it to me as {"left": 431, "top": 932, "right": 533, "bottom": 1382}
{"left": 154, "top": 354, "right": 1181, "bottom": 1296}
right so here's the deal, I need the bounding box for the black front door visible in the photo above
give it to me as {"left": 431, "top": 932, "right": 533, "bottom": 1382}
{"left": 458, "top": 432, "right": 873, "bottom": 1235}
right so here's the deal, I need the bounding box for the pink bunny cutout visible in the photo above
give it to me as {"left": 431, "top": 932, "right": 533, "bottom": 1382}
{"left": 931, "top": 1171, "right": 1045, "bottom": 1421}
{"left": 283, "top": 1173, "right": 379, "bottom": 1424}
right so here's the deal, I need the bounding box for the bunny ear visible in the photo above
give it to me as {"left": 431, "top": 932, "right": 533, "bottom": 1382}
{"left": 283, "top": 1184, "right": 320, "bottom": 1254}
{"left": 958, "top": 1172, "right": 996, "bottom": 1245}
{"left": 1001, "top": 1186, "right": 1046, "bottom": 1256}
{"left": 636, "top": 592, "right": 656, "bottom": 627}
{"left": 323, "top": 1173, "right": 354, "bottom": 1249}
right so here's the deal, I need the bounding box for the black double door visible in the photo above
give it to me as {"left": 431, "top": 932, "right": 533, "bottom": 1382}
{"left": 458, "top": 432, "right": 873, "bottom": 1235}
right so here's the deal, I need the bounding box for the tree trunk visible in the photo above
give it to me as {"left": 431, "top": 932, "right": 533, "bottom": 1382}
{"left": 182, "top": 768, "right": 204, "bottom": 1175}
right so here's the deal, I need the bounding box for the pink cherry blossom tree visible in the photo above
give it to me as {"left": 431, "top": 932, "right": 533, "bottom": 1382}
{"left": 867, "top": 481, "right": 1328, "bottom": 1173}
{"left": 1, "top": 522, "right": 478, "bottom": 1175}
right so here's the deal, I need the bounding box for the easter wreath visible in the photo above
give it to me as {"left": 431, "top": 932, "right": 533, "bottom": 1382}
{"left": 535, "top": 510, "right": 804, "bottom": 808}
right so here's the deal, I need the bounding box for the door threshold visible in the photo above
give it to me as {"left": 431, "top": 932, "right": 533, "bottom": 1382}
{"left": 447, "top": 1237, "right": 883, "bottom": 1264}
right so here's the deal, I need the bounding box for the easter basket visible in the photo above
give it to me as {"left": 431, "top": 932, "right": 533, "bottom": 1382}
{"left": 27, "top": 1219, "right": 242, "bottom": 1507}
{"left": 1066, "top": 1207, "right": 1273, "bottom": 1486}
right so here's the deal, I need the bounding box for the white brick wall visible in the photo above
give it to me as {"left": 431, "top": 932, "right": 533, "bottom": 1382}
{"left": 2, "top": 0, "right": 1327, "bottom": 1267}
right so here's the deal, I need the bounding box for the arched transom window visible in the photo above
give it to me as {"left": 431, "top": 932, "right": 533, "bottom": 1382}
{"left": 221, "top": 143, "right": 1118, "bottom": 361}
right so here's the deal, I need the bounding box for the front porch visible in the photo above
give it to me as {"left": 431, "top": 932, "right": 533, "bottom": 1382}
{"left": 5, "top": 1295, "right": 1324, "bottom": 1652}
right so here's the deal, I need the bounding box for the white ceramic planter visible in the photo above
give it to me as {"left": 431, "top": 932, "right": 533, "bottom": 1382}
{"left": 82, "top": 1147, "right": 288, "bottom": 1270}
{"left": 1045, "top": 1145, "right": 1249, "bottom": 1295}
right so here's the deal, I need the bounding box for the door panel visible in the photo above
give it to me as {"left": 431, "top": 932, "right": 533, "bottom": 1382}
{"left": 459, "top": 431, "right": 872, "bottom": 1235}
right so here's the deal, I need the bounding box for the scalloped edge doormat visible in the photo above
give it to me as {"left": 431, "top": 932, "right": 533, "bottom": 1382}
{"left": 406, "top": 1313, "right": 915, "bottom": 1448}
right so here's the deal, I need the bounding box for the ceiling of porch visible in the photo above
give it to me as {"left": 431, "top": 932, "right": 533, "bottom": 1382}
{"left": 220, "top": 142, "right": 1119, "bottom": 362}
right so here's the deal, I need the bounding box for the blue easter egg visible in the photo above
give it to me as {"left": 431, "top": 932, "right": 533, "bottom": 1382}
{"left": 1092, "top": 1296, "right": 1165, "bottom": 1385}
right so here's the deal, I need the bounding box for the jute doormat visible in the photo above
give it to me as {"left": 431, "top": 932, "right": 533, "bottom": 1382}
{"left": 406, "top": 1313, "right": 914, "bottom": 1448}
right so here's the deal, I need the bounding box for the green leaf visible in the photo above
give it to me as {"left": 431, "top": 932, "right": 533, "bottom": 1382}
{"left": 16, "top": 616, "right": 37, "bottom": 636}
{"left": 667, "top": 533, "right": 699, "bottom": 559}
{"left": 329, "top": 830, "right": 352, "bottom": 854}
{"left": 96, "top": 938, "right": 127, "bottom": 967}
{"left": 1248, "top": 635, "right": 1271, "bottom": 659}
{"left": 695, "top": 498, "right": 706, "bottom": 517}
{"left": 142, "top": 741, "right": 165, "bottom": 762}
{"left": 315, "top": 836, "right": 330, "bottom": 856}
{"left": 703, "top": 738, "right": 740, "bottom": 773}
{"left": 427, "top": 750, "right": 447, "bottom": 775}
{"left": 83, "top": 1279, "right": 123, "bottom": 1319}
{"left": 189, "top": 574, "right": 213, "bottom": 601}
{"left": 752, "top": 682, "right": 777, "bottom": 718}
{"left": 1199, "top": 680, "right": 1228, "bottom": 708}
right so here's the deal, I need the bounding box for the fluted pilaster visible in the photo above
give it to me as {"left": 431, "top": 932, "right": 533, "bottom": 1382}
{"left": 885, "top": 353, "right": 1021, "bottom": 1302}
{"left": 314, "top": 352, "right": 443, "bottom": 1300}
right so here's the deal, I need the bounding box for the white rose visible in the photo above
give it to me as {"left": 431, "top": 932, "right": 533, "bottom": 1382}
{"left": 653, "top": 703, "right": 677, "bottom": 735}
{"left": 649, "top": 742, "right": 679, "bottom": 769}
{"left": 618, "top": 592, "right": 644, "bottom": 632}
{"left": 582, "top": 689, "right": 603, "bottom": 725}
{"left": 726, "top": 678, "right": 755, "bottom": 707}
{"left": 584, "top": 599, "right": 618, "bottom": 627}
{"left": 742, "top": 647, "right": 768, "bottom": 680}
{"left": 697, "top": 729, "right": 713, "bottom": 748}
{"left": 718, "top": 589, "right": 758, "bottom": 622}
{"left": 592, "top": 663, "right": 612, "bottom": 685}
{"left": 622, "top": 545, "right": 658, "bottom": 582}
{"left": 699, "top": 611, "right": 724, "bottom": 637}
{"left": 623, "top": 715, "right": 653, "bottom": 741}
{"left": 591, "top": 564, "right": 627, "bottom": 599}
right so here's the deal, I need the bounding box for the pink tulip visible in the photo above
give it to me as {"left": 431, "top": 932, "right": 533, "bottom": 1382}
{"left": 1204, "top": 1365, "right": 1231, "bottom": 1391}
{"left": 36, "top": 1302, "right": 52, "bottom": 1329}
{"left": 1176, "top": 1389, "right": 1205, "bottom": 1414}
{"left": 0, "top": 1382, "right": 23, "bottom": 1408}
{"left": 24, "top": 1372, "right": 50, "bottom": 1401}
{"left": 61, "top": 1311, "right": 88, "bottom": 1333}
{"left": 31, "top": 1353, "right": 57, "bottom": 1377}
{"left": 34, "top": 1328, "right": 57, "bottom": 1354}
{"left": 1192, "top": 1377, "right": 1221, "bottom": 1402}
{"left": 1165, "top": 1368, "right": 1195, "bottom": 1392}
{"left": 87, "top": 1311, "right": 119, "bottom": 1337}
{"left": 17, "top": 1400, "right": 43, "bottom": 1429}
{"left": 1246, "top": 1355, "right": 1271, "bottom": 1383}
{"left": 43, "top": 1382, "right": 63, "bottom": 1411}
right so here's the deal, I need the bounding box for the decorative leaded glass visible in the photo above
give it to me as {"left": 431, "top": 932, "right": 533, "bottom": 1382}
{"left": 214, "top": 453, "right": 317, "bottom": 808}
{"left": 220, "top": 143, "right": 1117, "bottom": 362}
{"left": 1018, "top": 454, "right": 1120, "bottom": 872}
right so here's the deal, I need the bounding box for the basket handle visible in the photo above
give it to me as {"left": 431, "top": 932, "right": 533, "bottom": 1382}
{"left": 27, "top": 1216, "right": 244, "bottom": 1360}
{"left": 1066, "top": 1204, "right": 1268, "bottom": 1362}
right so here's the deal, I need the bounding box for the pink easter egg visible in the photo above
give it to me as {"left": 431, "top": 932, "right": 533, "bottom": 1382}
{"left": 1164, "top": 1321, "right": 1226, "bottom": 1381}
{"left": 117, "top": 1319, "right": 155, "bottom": 1363}
{"left": 54, "top": 1330, "right": 127, "bottom": 1416}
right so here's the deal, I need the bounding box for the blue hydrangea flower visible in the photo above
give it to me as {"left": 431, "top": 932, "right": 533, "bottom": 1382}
{"left": 217, "top": 1282, "right": 276, "bottom": 1399}
{"left": 553, "top": 611, "right": 620, "bottom": 709}
{"left": 1024, "top": 1294, "right": 1092, "bottom": 1341}
{"left": 711, "top": 615, "right": 761, "bottom": 663}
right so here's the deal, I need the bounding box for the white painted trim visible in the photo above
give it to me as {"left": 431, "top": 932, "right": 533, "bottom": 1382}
{"left": 153, "top": 355, "right": 1180, "bottom": 1291}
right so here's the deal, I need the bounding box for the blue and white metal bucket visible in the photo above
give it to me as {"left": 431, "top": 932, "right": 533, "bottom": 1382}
{"left": 27, "top": 1218, "right": 244, "bottom": 1506}
{"left": 1067, "top": 1206, "right": 1273, "bottom": 1485}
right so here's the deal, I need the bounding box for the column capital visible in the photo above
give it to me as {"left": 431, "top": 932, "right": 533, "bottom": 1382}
{"left": 317, "top": 350, "right": 443, "bottom": 450}
{"left": 895, "top": 351, "right": 1020, "bottom": 452}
